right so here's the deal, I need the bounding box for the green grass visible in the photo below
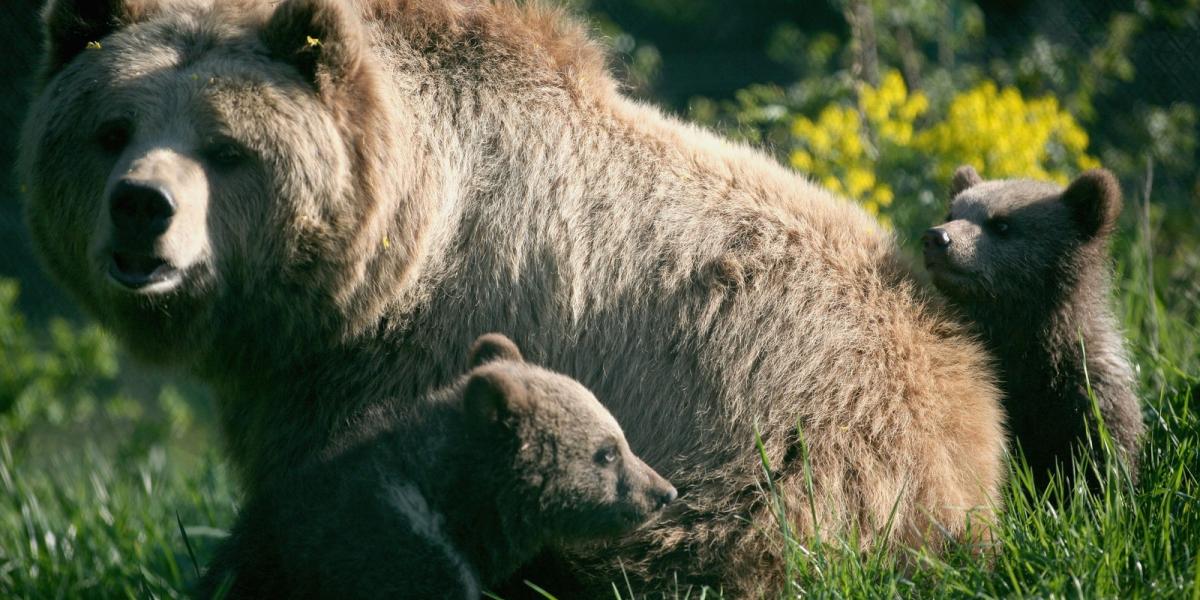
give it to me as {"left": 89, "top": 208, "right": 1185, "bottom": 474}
{"left": 1, "top": 232, "right": 1196, "bottom": 598}
{"left": 760, "top": 379, "right": 1199, "bottom": 599}
{"left": 0, "top": 442, "right": 236, "bottom": 598}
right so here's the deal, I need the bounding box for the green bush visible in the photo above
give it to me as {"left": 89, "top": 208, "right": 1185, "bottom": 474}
{"left": 0, "top": 279, "right": 191, "bottom": 456}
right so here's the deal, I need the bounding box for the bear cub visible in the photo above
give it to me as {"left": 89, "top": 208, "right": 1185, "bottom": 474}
{"left": 923, "top": 166, "right": 1143, "bottom": 489}
{"left": 199, "top": 333, "right": 677, "bottom": 599}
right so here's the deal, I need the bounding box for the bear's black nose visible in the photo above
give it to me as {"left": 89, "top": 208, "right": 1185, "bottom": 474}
{"left": 110, "top": 180, "right": 176, "bottom": 241}
{"left": 922, "top": 227, "right": 951, "bottom": 249}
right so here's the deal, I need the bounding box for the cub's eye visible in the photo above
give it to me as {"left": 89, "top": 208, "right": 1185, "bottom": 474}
{"left": 203, "top": 138, "right": 250, "bottom": 170}
{"left": 594, "top": 446, "right": 618, "bottom": 466}
{"left": 95, "top": 119, "right": 133, "bottom": 155}
{"left": 944, "top": 213, "right": 953, "bottom": 222}
{"left": 989, "top": 218, "right": 1010, "bottom": 235}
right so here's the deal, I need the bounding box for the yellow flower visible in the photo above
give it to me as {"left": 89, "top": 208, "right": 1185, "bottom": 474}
{"left": 916, "top": 80, "right": 1097, "bottom": 183}
{"left": 871, "top": 186, "right": 895, "bottom": 207}
{"left": 822, "top": 175, "right": 844, "bottom": 195}
{"left": 845, "top": 167, "right": 876, "bottom": 198}
{"left": 789, "top": 150, "right": 814, "bottom": 172}
{"left": 787, "top": 71, "right": 1095, "bottom": 225}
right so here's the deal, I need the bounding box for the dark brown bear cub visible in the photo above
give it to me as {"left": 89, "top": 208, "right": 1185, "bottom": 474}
{"left": 923, "top": 166, "right": 1143, "bottom": 489}
{"left": 199, "top": 333, "right": 676, "bottom": 599}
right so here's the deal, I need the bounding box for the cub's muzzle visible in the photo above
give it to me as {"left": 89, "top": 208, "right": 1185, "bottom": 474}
{"left": 922, "top": 227, "right": 951, "bottom": 251}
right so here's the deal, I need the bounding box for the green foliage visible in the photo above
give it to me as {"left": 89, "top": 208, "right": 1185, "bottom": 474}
{"left": 686, "top": 0, "right": 1197, "bottom": 245}
{"left": 0, "top": 279, "right": 192, "bottom": 456}
{"left": 0, "top": 280, "right": 119, "bottom": 439}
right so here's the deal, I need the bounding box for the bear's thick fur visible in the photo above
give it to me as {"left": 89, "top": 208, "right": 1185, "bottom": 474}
{"left": 199, "top": 333, "right": 676, "bottom": 599}
{"left": 20, "top": 0, "right": 1006, "bottom": 594}
{"left": 924, "top": 166, "right": 1143, "bottom": 489}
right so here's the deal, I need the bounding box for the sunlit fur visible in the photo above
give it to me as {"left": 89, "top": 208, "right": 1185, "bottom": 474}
{"left": 21, "top": 0, "right": 1006, "bottom": 594}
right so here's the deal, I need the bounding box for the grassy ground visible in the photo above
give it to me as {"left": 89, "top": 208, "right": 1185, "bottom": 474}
{"left": 0, "top": 230, "right": 1196, "bottom": 599}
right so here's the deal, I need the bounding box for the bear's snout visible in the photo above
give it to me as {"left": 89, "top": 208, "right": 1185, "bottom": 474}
{"left": 99, "top": 147, "right": 211, "bottom": 294}
{"left": 110, "top": 180, "right": 177, "bottom": 242}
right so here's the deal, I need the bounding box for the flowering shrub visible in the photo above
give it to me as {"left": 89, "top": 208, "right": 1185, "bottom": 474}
{"left": 790, "top": 70, "right": 928, "bottom": 218}
{"left": 917, "top": 81, "right": 1100, "bottom": 184}
{"left": 787, "top": 69, "right": 1099, "bottom": 225}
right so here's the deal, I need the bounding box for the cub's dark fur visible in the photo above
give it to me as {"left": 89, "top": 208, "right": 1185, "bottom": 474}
{"left": 199, "top": 334, "right": 676, "bottom": 599}
{"left": 923, "top": 166, "right": 1143, "bottom": 488}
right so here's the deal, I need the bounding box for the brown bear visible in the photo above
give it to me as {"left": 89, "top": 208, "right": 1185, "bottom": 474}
{"left": 923, "top": 166, "right": 1144, "bottom": 489}
{"left": 198, "top": 333, "right": 676, "bottom": 599}
{"left": 19, "top": 0, "right": 1006, "bottom": 595}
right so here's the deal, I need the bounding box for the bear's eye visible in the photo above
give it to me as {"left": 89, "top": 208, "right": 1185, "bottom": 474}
{"left": 988, "top": 218, "right": 1011, "bottom": 235}
{"left": 594, "top": 446, "right": 618, "bottom": 466}
{"left": 95, "top": 119, "right": 133, "bottom": 155}
{"left": 203, "top": 138, "right": 250, "bottom": 170}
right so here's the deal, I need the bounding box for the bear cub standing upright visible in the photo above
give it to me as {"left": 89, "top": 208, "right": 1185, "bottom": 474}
{"left": 923, "top": 166, "right": 1144, "bottom": 489}
{"left": 200, "top": 333, "right": 677, "bottom": 599}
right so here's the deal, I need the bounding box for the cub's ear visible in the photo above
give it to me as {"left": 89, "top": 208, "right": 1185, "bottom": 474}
{"left": 1063, "top": 169, "right": 1122, "bottom": 239}
{"left": 41, "top": 0, "right": 156, "bottom": 78}
{"left": 262, "top": 0, "right": 367, "bottom": 90}
{"left": 949, "top": 165, "right": 984, "bottom": 198}
{"left": 464, "top": 369, "right": 531, "bottom": 425}
{"left": 468, "top": 333, "right": 524, "bottom": 368}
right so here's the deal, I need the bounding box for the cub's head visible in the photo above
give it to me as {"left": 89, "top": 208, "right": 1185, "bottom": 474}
{"left": 461, "top": 334, "right": 677, "bottom": 541}
{"left": 18, "top": 0, "right": 425, "bottom": 364}
{"left": 923, "top": 165, "right": 1122, "bottom": 303}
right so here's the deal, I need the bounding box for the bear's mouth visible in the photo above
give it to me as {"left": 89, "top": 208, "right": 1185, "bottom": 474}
{"left": 108, "top": 251, "right": 183, "bottom": 291}
{"left": 926, "top": 263, "right": 981, "bottom": 297}
{"left": 923, "top": 253, "right": 968, "bottom": 279}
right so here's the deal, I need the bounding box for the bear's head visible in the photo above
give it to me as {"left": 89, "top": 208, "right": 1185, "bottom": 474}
{"left": 18, "top": 0, "right": 430, "bottom": 366}
{"left": 922, "top": 165, "right": 1122, "bottom": 303}
{"left": 461, "top": 334, "right": 678, "bottom": 541}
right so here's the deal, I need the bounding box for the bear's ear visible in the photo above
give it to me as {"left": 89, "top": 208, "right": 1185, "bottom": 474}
{"left": 464, "top": 369, "right": 532, "bottom": 425}
{"left": 468, "top": 334, "right": 524, "bottom": 368}
{"left": 41, "top": 0, "right": 156, "bottom": 78}
{"left": 949, "top": 165, "right": 983, "bottom": 198}
{"left": 1062, "top": 169, "right": 1122, "bottom": 239}
{"left": 261, "top": 0, "right": 368, "bottom": 91}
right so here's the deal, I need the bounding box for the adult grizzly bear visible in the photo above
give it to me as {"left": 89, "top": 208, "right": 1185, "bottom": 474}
{"left": 20, "top": 0, "right": 1005, "bottom": 595}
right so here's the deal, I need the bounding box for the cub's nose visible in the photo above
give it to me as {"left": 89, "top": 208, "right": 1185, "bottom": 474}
{"left": 922, "top": 227, "right": 951, "bottom": 250}
{"left": 655, "top": 485, "right": 678, "bottom": 510}
{"left": 110, "top": 180, "right": 176, "bottom": 240}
